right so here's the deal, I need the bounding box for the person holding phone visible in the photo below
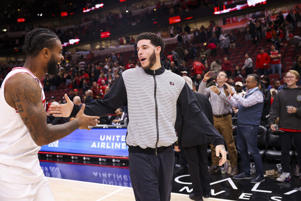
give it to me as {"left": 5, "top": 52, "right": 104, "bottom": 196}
{"left": 198, "top": 71, "right": 238, "bottom": 175}
{"left": 270, "top": 70, "right": 301, "bottom": 182}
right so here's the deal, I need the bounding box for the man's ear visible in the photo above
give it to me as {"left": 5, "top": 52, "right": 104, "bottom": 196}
{"left": 41, "top": 48, "right": 50, "bottom": 59}
{"left": 155, "top": 46, "right": 161, "bottom": 55}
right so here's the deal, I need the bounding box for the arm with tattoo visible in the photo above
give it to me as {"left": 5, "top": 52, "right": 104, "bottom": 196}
{"left": 5, "top": 73, "right": 99, "bottom": 146}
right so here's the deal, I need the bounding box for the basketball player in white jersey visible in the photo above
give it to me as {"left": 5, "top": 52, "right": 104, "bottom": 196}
{"left": 0, "top": 28, "right": 99, "bottom": 201}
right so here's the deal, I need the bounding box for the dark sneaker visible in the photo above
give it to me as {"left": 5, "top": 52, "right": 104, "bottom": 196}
{"left": 233, "top": 172, "right": 252, "bottom": 180}
{"left": 276, "top": 172, "right": 291, "bottom": 182}
{"left": 209, "top": 166, "right": 221, "bottom": 175}
{"left": 203, "top": 191, "right": 210, "bottom": 198}
{"left": 189, "top": 193, "right": 203, "bottom": 201}
{"left": 251, "top": 175, "right": 265, "bottom": 183}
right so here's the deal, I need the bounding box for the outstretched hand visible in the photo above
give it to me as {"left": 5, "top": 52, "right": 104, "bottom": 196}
{"left": 75, "top": 104, "right": 99, "bottom": 130}
{"left": 48, "top": 94, "right": 74, "bottom": 117}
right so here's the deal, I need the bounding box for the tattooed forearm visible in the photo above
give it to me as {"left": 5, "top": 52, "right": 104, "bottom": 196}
{"left": 5, "top": 73, "right": 80, "bottom": 146}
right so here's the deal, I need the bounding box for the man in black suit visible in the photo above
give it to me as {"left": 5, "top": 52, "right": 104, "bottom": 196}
{"left": 177, "top": 92, "right": 222, "bottom": 201}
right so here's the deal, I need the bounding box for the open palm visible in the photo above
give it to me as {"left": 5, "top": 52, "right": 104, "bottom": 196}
{"left": 48, "top": 94, "right": 74, "bottom": 117}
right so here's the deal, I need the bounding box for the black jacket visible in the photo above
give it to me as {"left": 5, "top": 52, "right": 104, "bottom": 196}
{"left": 175, "top": 91, "right": 223, "bottom": 148}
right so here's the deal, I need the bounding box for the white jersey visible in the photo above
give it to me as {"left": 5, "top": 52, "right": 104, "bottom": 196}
{"left": 0, "top": 67, "right": 46, "bottom": 185}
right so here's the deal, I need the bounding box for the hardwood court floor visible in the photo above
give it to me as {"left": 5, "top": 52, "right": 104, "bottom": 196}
{"left": 48, "top": 177, "right": 232, "bottom": 201}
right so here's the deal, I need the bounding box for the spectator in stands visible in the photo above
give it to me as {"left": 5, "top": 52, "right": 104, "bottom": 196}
{"left": 265, "top": 28, "right": 273, "bottom": 42}
{"left": 270, "top": 70, "right": 301, "bottom": 182}
{"left": 199, "top": 71, "right": 238, "bottom": 175}
{"left": 112, "top": 108, "right": 127, "bottom": 125}
{"left": 270, "top": 44, "right": 282, "bottom": 78}
{"left": 256, "top": 47, "right": 270, "bottom": 76}
{"left": 181, "top": 71, "right": 193, "bottom": 90}
{"left": 229, "top": 32, "right": 236, "bottom": 48}
{"left": 273, "top": 80, "right": 284, "bottom": 92}
{"left": 226, "top": 74, "right": 265, "bottom": 183}
{"left": 200, "top": 53, "right": 208, "bottom": 69}
{"left": 84, "top": 89, "right": 95, "bottom": 104}
{"left": 91, "top": 81, "right": 100, "bottom": 98}
{"left": 73, "top": 96, "right": 82, "bottom": 106}
{"left": 242, "top": 53, "right": 254, "bottom": 75}
{"left": 210, "top": 59, "right": 222, "bottom": 73}
{"left": 219, "top": 32, "right": 230, "bottom": 55}
{"left": 43, "top": 74, "right": 51, "bottom": 92}
{"left": 194, "top": 74, "right": 202, "bottom": 92}
{"left": 82, "top": 79, "right": 90, "bottom": 93}
{"left": 234, "top": 81, "right": 245, "bottom": 97}
{"left": 249, "top": 20, "right": 257, "bottom": 44}
{"left": 99, "top": 79, "right": 109, "bottom": 98}
{"left": 68, "top": 89, "right": 78, "bottom": 102}
{"left": 206, "top": 41, "right": 217, "bottom": 57}
{"left": 193, "top": 57, "right": 205, "bottom": 77}
{"left": 222, "top": 57, "right": 233, "bottom": 77}
{"left": 170, "top": 61, "right": 181, "bottom": 75}
{"left": 233, "top": 65, "right": 243, "bottom": 79}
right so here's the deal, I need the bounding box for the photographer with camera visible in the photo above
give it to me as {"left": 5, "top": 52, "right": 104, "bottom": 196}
{"left": 198, "top": 71, "right": 238, "bottom": 175}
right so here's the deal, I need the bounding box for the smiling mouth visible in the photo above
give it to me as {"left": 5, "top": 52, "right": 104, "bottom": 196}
{"left": 140, "top": 58, "right": 146, "bottom": 62}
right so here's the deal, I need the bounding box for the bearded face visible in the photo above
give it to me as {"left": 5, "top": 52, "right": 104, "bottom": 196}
{"left": 47, "top": 54, "right": 58, "bottom": 75}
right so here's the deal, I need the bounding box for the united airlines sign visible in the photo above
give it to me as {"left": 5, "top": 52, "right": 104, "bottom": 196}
{"left": 40, "top": 128, "right": 129, "bottom": 157}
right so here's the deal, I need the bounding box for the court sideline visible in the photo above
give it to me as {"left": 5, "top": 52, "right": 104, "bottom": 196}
{"left": 48, "top": 177, "right": 233, "bottom": 201}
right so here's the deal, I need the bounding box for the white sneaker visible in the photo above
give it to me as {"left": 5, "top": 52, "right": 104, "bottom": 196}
{"left": 276, "top": 172, "right": 291, "bottom": 182}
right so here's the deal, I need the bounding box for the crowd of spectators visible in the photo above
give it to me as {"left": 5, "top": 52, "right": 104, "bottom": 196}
{"left": 0, "top": 3, "right": 301, "bottom": 190}
{"left": 0, "top": 6, "right": 301, "bottom": 128}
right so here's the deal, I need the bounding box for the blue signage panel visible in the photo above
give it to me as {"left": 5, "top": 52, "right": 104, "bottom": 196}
{"left": 40, "top": 128, "right": 128, "bottom": 157}
{"left": 40, "top": 161, "right": 131, "bottom": 187}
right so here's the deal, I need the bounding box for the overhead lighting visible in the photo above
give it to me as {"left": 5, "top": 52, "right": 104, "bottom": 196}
{"left": 95, "top": 3, "right": 104, "bottom": 9}
{"left": 83, "top": 3, "right": 104, "bottom": 13}
{"left": 169, "top": 16, "right": 181, "bottom": 24}
{"left": 100, "top": 31, "right": 111, "bottom": 39}
{"left": 214, "top": 0, "right": 267, "bottom": 15}
{"left": 2, "top": 28, "right": 7, "bottom": 32}
{"left": 62, "top": 38, "right": 80, "bottom": 47}
{"left": 17, "top": 18, "right": 26, "bottom": 23}
{"left": 61, "top": 11, "right": 68, "bottom": 17}
{"left": 125, "top": 10, "right": 129, "bottom": 13}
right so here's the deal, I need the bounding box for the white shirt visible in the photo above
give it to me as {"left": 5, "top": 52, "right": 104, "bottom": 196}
{"left": 0, "top": 67, "right": 45, "bottom": 184}
{"left": 228, "top": 87, "right": 263, "bottom": 108}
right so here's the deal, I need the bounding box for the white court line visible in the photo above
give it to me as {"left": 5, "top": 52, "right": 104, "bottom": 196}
{"left": 95, "top": 187, "right": 125, "bottom": 201}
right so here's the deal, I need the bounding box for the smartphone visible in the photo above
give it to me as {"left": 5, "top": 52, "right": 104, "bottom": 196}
{"left": 208, "top": 71, "right": 215, "bottom": 77}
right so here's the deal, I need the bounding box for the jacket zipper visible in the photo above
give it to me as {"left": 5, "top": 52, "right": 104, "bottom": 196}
{"left": 153, "top": 71, "right": 159, "bottom": 156}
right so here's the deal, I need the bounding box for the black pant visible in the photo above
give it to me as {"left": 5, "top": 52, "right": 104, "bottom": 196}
{"left": 280, "top": 132, "right": 301, "bottom": 172}
{"left": 183, "top": 145, "right": 210, "bottom": 196}
{"left": 129, "top": 146, "right": 175, "bottom": 201}
{"left": 245, "top": 68, "right": 253, "bottom": 75}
